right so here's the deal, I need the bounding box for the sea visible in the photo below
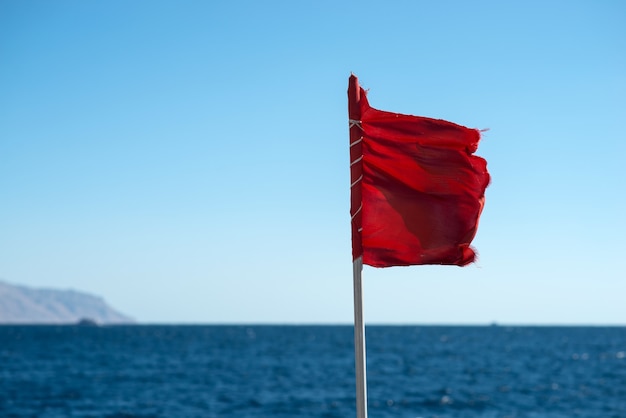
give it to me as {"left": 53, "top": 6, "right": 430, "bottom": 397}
{"left": 0, "top": 325, "right": 624, "bottom": 418}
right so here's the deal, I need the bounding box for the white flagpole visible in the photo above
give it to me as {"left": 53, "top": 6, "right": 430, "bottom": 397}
{"left": 353, "top": 256, "right": 368, "bottom": 418}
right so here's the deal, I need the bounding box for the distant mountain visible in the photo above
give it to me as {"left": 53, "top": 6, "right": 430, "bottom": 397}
{"left": 0, "top": 281, "right": 134, "bottom": 324}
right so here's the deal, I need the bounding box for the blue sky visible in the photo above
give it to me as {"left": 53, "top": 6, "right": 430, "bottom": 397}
{"left": 1, "top": 0, "right": 624, "bottom": 324}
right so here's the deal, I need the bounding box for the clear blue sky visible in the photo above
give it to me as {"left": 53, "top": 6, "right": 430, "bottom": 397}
{"left": 1, "top": 0, "right": 624, "bottom": 324}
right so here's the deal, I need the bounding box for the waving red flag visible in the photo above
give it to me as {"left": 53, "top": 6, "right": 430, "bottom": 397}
{"left": 348, "top": 75, "right": 489, "bottom": 267}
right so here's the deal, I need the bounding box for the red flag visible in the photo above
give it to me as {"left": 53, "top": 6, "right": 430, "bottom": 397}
{"left": 348, "top": 75, "right": 490, "bottom": 267}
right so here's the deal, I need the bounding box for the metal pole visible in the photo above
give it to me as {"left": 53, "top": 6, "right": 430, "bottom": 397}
{"left": 353, "top": 256, "right": 368, "bottom": 418}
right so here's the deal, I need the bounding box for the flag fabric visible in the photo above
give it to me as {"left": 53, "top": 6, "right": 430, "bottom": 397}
{"left": 348, "top": 75, "right": 490, "bottom": 267}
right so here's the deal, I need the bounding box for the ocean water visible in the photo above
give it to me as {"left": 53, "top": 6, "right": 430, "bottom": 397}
{"left": 0, "top": 325, "right": 624, "bottom": 418}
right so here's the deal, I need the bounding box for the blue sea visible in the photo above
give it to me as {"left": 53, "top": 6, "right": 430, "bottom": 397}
{"left": 1, "top": 326, "right": 625, "bottom": 418}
